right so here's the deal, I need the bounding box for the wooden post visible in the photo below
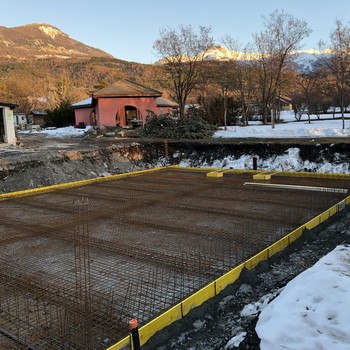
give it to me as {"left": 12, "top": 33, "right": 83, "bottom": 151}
{"left": 252, "top": 154, "right": 258, "bottom": 170}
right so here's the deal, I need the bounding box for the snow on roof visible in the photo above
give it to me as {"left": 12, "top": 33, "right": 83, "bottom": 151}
{"left": 30, "top": 109, "right": 47, "bottom": 116}
{"left": 71, "top": 97, "right": 93, "bottom": 108}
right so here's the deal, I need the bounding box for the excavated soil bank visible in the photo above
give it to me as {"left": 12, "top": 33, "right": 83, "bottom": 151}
{"left": 1, "top": 132, "right": 350, "bottom": 193}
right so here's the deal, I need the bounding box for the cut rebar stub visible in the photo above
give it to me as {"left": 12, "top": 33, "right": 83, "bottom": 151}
{"left": 129, "top": 318, "right": 138, "bottom": 330}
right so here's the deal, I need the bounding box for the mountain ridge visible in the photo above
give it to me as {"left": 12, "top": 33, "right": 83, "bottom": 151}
{"left": 0, "top": 23, "right": 113, "bottom": 60}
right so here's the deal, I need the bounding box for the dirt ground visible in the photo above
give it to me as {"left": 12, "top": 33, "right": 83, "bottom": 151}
{"left": 1, "top": 132, "right": 350, "bottom": 349}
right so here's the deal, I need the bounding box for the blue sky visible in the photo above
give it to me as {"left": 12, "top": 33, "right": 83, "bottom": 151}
{"left": 2, "top": 0, "right": 350, "bottom": 63}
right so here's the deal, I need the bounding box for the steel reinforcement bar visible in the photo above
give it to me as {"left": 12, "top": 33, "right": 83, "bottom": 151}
{"left": 106, "top": 180, "right": 350, "bottom": 349}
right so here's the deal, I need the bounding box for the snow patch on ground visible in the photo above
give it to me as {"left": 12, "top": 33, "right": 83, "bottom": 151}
{"left": 256, "top": 245, "right": 350, "bottom": 350}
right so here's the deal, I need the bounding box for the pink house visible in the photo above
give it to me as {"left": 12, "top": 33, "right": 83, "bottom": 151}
{"left": 71, "top": 79, "right": 177, "bottom": 129}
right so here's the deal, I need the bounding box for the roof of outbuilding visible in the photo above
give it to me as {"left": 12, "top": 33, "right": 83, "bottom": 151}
{"left": 156, "top": 97, "right": 179, "bottom": 108}
{"left": 29, "top": 110, "right": 47, "bottom": 116}
{"left": 0, "top": 101, "right": 18, "bottom": 109}
{"left": 71, "top": 97, "right": 94, "bottom": 109}
{"left": 93, "top": 79, "right": 162, "bottom": 98}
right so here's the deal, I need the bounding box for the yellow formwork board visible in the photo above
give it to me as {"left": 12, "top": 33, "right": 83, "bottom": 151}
{"left": 305, "top": 216, "right": 320, "bottom": 230}
{"left": 267, "top": 236, "right": 290, "bottom": 258}
{"left": 252, "top": 171, "right": 277, "bottom": 180}
{"left": 139, "top": 303, "right": 182, "bottom": 346}
{"left": 253, "top": 173, "right": 272, "bottom": 180}
{"left": 319, "top": 210, "right": 330, "bottom": 224}
{"left": 329, "top": 204, "right": 338, "bottom": 217}
{"left": 338, "top": 199, "right": 346, "bottom": 212}
{"left": 288, "top": 227, "right": 304, "bottom": 244}
{"left": 215, "top": 264, "right": 244, "bottom": 294}
{"left": 207, "top": 171, "right": 224, "bottom": 178}
{"left": 245, "top": 248, "right": 269, "bottom": 270}
{"left": 181, "top": 282, "right": 216, "bottom": 317}
{"left": 345, "top": 195, "right": 350, "bottom": 205}
{"left": 106, "top": 335, "right": 130, "bottom": 350}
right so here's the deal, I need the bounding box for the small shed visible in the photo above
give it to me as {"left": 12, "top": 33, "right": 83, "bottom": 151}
{"left": 27, "top": 110, "right": 47, "bottom": 128}
{"left": 14, "top": 113, "right": 27, "bottom": 129}
{"left": 0, "top": 101, "right": 17, "bottom": 144}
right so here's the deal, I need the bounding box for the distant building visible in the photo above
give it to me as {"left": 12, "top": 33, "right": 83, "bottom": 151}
{"left": 27, "top": 110, "right": 47, "bottom": 127}
{"left": 71, "top": 79, "right": 178, "bottom": 129}
{"left": 156, "top": 97, "right": 179, "bottom": 115}
{"left": 0, "top": 101, "right": 17, "bottom": 144}
{"left": 14, "top": 113, "right": 27, "bottom": 129}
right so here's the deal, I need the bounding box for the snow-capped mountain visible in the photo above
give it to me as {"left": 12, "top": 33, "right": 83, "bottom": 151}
{"left": 202, "top": 46, "right": 327, "bottom": 72}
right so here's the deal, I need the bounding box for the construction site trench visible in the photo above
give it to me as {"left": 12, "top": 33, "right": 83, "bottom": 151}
{"left": 0, "top": 135, "right": 350, "bottom": 350}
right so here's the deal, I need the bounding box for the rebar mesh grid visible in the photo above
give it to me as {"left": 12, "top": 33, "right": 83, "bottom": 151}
{"left": 0, "top": 170, "right": 348, "bottom": 349}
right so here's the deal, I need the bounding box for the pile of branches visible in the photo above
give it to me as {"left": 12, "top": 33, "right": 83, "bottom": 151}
{"left": 143, "top": 113, "right": 215, "bottom": 139}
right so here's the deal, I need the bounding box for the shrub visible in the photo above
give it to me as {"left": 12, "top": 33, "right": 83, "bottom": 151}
{"left": 44, "top": 101, "right": 75, "bottom": 128}
{"left": 143, "top": 113, "right": 215, "bottom": 139}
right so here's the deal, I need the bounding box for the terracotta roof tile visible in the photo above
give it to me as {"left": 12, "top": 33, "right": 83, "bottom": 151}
{"left": 93, "top": 79, "right": 162, "bottom": 98}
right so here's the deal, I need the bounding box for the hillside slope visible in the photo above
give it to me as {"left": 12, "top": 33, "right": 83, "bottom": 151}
{"left": 0, "top": 23, "right": 113, "bottom": 60}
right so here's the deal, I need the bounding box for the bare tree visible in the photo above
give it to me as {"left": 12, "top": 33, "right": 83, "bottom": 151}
{"left": 54, "top": 67, "right": 78, "bottom": 106}
{"left": 222, "top": 37, "right": 255, "bottom": 126}
{"left": 253, "top": 10, "right": 312, "bottom": 125}
{"left": 153, "top": 25, "right": 214, "bottom": 118}
{"left": 296, "top": 69, "right": 321, "bottom": 123}
{"left": 320, "top": 20, "right": 350, "bottom": 129}
{"left": 209, "top": 61, "right": 233, "bottom": 130}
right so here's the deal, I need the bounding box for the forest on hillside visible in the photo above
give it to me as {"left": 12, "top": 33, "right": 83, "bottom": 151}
{"left": 0, "top": 57, "right": 165, "bottom": 115}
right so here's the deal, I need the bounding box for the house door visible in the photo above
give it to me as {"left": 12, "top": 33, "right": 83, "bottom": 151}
{"left": 125, "top": 106, "right": 138, "bottom": 127}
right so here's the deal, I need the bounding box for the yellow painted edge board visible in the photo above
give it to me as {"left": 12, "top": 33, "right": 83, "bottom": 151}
{"left": 267, "top": 236, "right": 290, "bottom": 258}
{"left": 253, "top": 174, "right": 271, "bottom": 180}
{"left": 305, "top": 216, "right": 321, "bottom": 230}
{"left": 245, "top": 248, "right": 269, "bottom": 270}
{"left": 319, "top": 210, "right": 330, "bottom": 223}
{"left": 287, "top": 227, "right": 304, "bottom": 244}
{"left": 338, "top": 199, "right": 346, "bottom": 212}
{"left": 329, "top": 204, "right": 339, "bottom": 217}
{"left": 139, "top": 303, "right": 183, "bottom": 346}
{"left": 181, "top": 282, "right": 216, "bottom": 317}
{"left": 215, "top": 264, "right": 244, "bottom": 294}
{"left": 106, "top": 335, "right": 130, "bottom": 350}
{"left": 207, "top": 172, "right": 224, "bottom": 178}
